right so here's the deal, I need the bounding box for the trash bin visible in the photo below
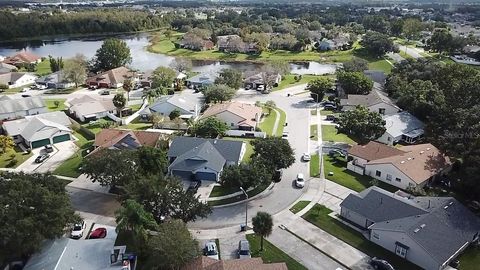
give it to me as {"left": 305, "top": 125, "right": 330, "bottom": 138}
{"left": 240, "top": 224, "right": 246, "bottom": 231}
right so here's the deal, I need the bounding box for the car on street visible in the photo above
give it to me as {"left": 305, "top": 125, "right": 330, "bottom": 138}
{"left": 187, "top": 180, "right": 201, "bottom": 193}
{"left": 35, "top": 153, "right": 50, "bottom": 163}
{"left": 282, "top": 132, "right": 289, "bottom": 139}
{"left": 203, "top": 241, "right": 219, "bottom": 260}
{"left": 370, "top": 257, "right": 395, "bottom": 270}
{"left": 257, "top": 85, "right": 265, "bottom": 91}
{"left": 238, "top": 240, "right": 251, "bottom": 259}
{"left": 89, "top": 227, "right": 107, "bottom": 239}
{"left": 272, "top": 169, "right": 282, "bottom": 182}
{"left": 21, "top": 94, "right": 31, "bottom": 98}
{"left": 70, "top": 220, "right": 86, "bottom": 239}
{"left": 99, "top": 90, "right": 110, "bottom": 95}
{"left": 323, "top": 104, "right": 337, "bottom": 110}
{"left": 44, "top": 145, "right": 54, "bottom": 153}
{"left": 88, "top": 85, "right": 98, "bottom": 90}
{"left": 295, "top": 173, "right": 305, "bottom": 188}
{"left": 302, "top": 153, "right": 311, "bottom": 162}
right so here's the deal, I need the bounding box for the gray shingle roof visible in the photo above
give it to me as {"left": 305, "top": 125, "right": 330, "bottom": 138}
{"left": 168, "top": 137, "right": 244, "bottom": 164}
{"left": 149, "top": 95, "right": 199, "bottom": 115}
{"left": 0, "top": 95, "right": 45, "bottom": 114}
{"left": 340, "top": 87, "right": 398, "bottom": 109}
{"left": 383, "top": 111, "right": 424, "bottom": 138}
{"left": 169, "top": 141, "right": 226, "bottom": 173}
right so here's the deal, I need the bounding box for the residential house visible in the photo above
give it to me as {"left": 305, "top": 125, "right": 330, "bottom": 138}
{"left": 377, "top": 111, "right": 424, "bottom": 145}
{"left": 340, "top": 187, "right": 480, "bottom": 270}
{"left": 91, "top": 128, "right": 163, "bottom": 154}
{"left": 140, "top": 94, "right": 201, "bottom": 120}
{"left": 186, "top": 72, "right": 216, "bottom": 89}
{"left": 244, "top": 72, "right": 282, "bottom": 90}
{"left": 347, "top": 142, "right": 451, "bottom": 190}
{"left": 35, "top": 71, "right": 75, "bottom": 89}
{"left": 201, "top": 102, "right": 262, "bottom": 131}
{"left": 182, "top": 256, "right": 287, "bottom": 270}
{"left": 318, "top": 39, "right": 336, "bottom": 51}
{"left": 86, "top": 67, "right": 135, "bottom": 89}
{"left": 340, "top": 86, "right": 400, "bottom": 115}
{"left": 177, "top": 36, "right": 214, "bottom": 51}
{"left": 0, "top": 95, "right": 46, "bottom": 121}
{"left": 216, "top": 34, "right": 257, "bottom": 53}
{"left": 0, "top": 72, "right": 37, "bottom": 89}
{"left": 66, "top": 95, "right": 117, "bottom": 122}
{"left": 0, "top": 62, "right": 18, "bottom": 74}
{"left": 23, "top": 228, "right": 136, "bottom": 270}
{"left": 3, "top": 51, "right": 41, "bottom": 66}
{"left": 167, "top": 137, "right": 245, "bottom": 181}
{"left": 2, "top": 111, "right": 72, "bottom": 148}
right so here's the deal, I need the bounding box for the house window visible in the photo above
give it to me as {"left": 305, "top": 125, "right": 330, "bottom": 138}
{"left": 395, "top": 243, "right": 408, "bottom": 258}
{"left": 379, "top": 108, "right": 386, "bottom": 115}
{"left": 387, "top": 137, "right": 391, "bottom": 142}
{"left": 386, "top": 174, "right": 392, "bottom": 181}
{"left": 395, "top": 177, "right": 401, "bottom": 182}
{"left": 375, "top": 170, "right": 381, "bottom": 177}
{"left": 372, "top": 232, "right": 379, "bottom": 240}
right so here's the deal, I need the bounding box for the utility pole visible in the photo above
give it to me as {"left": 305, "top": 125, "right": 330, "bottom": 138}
{"left": 240, "top": 187, "right": 248, "bottom": 231}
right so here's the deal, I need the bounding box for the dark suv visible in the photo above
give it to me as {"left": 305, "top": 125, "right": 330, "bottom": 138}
{"left": 272, "top": 169, "right": 282, "bottom": 183}
{"left": 188, "top": 180, "right": 201, "bottom": 193}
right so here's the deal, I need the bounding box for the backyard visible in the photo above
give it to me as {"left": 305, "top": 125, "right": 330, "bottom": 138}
{"left": 272, "top": 74, "right": 324, "bottom": 91}
{"left": 321, "top": 125, "right": 357, "bottom": 144}
{"left": 0, "top": 147, "right": 33, "bottom": 168}
{"left": 44, "top": 99, "right": 66, "bottom": 112}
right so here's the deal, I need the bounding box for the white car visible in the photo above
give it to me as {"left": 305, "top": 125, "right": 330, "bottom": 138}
{"left": 295, "top": 173, "right": 305, "bottom": 188}
{"left": 204, "top": 241, "right": 219, "bottom": 260}
{"left": 257, "top": 85, "right": 265, "bottom": 91}
{"left": 238, "top": 240, "right": 251, "bottom": 259}
{"left": 302, "top": 153, "right": 311, "bottom": 161}
{"left": 36, "top": 84, "right": 47, "bottom": 90}
{"left": 70, "top": 220, "right": 86, "bottom": 239}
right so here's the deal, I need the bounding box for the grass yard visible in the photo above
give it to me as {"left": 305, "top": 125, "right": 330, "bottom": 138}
{"left": 53, "top": 131, "right": 93, "bottom": 178}
{"left": 320, "top": 109, "right": 338, "bottom": 116}
{"left": 367, "top": 58, "right": 392, "bottom": 74}
{"left": 303, "top": 205, "right": 421, "bottom": 270}
{"left": 128, "top": 103, "right": 143, "bottom": 112}
{"left": 275, "top": 108, "right": 287, "bottom": 137}
{"left": 83, "top": 118, "right": 116, "bottom": 134}
{"left": 259, "top": 109, "right": 277, "bottom": 136}
{"left": 209, "top": 185, "right": 241, "bottom": 198}
{"left": 310, "top": 154, "right": 320, "bottom": 177}
{"left": 321, "top": 125, "right": 357, "bottom": 144}
{"left": 398, "top": 50, "right": 414, "bottom": 60}
{"left": 0, "top": 147, "right": 32, "bottom": 168}
{"left": 208, "top": 181, "right": 269, "bottom": 206}
{"left": 44, "top": 98, "right": 66, "bottom": 111}
{"left": 273, "top": 74, "right": 323, "bottom": 91}
{"left": 310, "top": 125, "right": 318, "bottom": 141}
{"left": 123, "top": 122, "right": 152, "bottom": 130}
{"left": 247, "top": 234, "right": 307, "bottom": 270}
{"left": 289, "top": 200, "right": 310, "bottom": 214}
{"left": 224, "top": 137, "right": 253, "bottom": 162}
{"left": 35, "top": 60, "right": 52, "bottom": 76}
{"left": 458, "top": 246, "right": 480, "bottom": 270}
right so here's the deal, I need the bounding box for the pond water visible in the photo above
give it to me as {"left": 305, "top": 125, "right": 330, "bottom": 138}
{"left": 0, "top": 33, "right": 337, "bottom": 75}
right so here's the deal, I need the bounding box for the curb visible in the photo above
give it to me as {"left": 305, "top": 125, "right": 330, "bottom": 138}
{"left": 211, "top": 182, "right": 275, "bottom": 208}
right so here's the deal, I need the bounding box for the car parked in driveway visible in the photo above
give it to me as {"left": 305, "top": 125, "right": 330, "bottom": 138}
{"left": 35, "top": 153, "right": 50, "bottom": 163}
{"left": 295, "top": 173, "right": 305, "bottom": 188}
{"left": 44, "top": 145, "right": 54, "bottom": 153}
{"left": 370, "top": 257, "right": 395, "bottom": 270}
{"left": 238, "top": 240, "right": 251, "bottom": 259}
{"left": 187, "top": 180, "right": 201, "bottom": 193}
{"left": 203, "top": 241, "right": 219, "bottom": 260}
{"left": 326, "top": 114, "right": 337, "bottom": 121}
{"left": 70, "top": 220, "right": 86, "bottom": 239}
{"left": 89, "top": 227, "right": 107, "bottom": 239}
{"left": 323, "top": 104, "right": 337, "bottom": 110}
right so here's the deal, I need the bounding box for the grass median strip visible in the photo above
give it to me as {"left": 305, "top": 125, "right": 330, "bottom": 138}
{"left": 310, "top": 125, "right": 318, "bottom": 141}
{"left": 309, "top": 154, "right": 320, "bottom": 177}
{"left": 289, "top": 201, "right": 310, "bottom": 214}
{"left": 208, "top": 182, "right": 270, "bottom": 206}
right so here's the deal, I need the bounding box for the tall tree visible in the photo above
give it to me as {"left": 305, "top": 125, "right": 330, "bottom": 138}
{"left": 136, "top": 146, "right": 168, "bottom": 175}
{"left": 144, "top": 220, "right": 200, "bottom": 270}
{"left": 93, "top": 38, "right": 132, "bottom": 71}
{"left": 170, "top": 58, "right": 193, "bottom": 74}
{"left": 402, "top": 18, "right": 423, "bottom": 41}
{"left": 0, "top": 172, "right": 78, "bottom": 260}
{"left": 264, "top": 100, "right": 277, "bottom": 115}
{"left": 337, "top": 71, "right": 373, "bottom": 95}
{"left": 190, "top": 117, "right": 229, "bottom": 138}
{"left": 115, "top": 199, "right": 158, "bottom": 240}
{"left": 252, "top": 212, "right": 273, "bottom": 251}
{"left": 113, "top": 93, "right": 127, "bottom": 118}
{"left": 202, "top": 84, "right": 236, "bottom": 103}
{"left": 63, "top": 54, "right": 87, "bottom": 88}
{"left": 306, "top": 77, "right": 333, "bottom": 101}
{"left": 215, "top": 68, "right": 243, "bottom": 89}
{"left": 49, "top": 55, "right": 64, "bottom": 72}
{"left": 220, "top": 163, "right": 272, "bottom": 190}
{"left": 0, "top": 135, "right": 15, "bottom": 154}
{"left": 122, "top": 78, "right": 134, "bottom": 101}
{"left": 360, "top": 31, "right": 396, "bottom": 57}
{"left": 152, "top": 66, "right": 177, "bottom": 89}
{"left": 251, "top": 137, "right": 295, "bottom": 170}
{"left": 342, "top": 57, "right": 369, "bottom": 72}
{"left": 427, "top": 29, "right": 452, "bottom": 55}
{"left": 337, "top": 106, "right": 386, "bottom": 142}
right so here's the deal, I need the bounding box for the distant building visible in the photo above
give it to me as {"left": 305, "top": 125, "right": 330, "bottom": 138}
{"left": 86, "top": 67, "right": 135, "bottom": 89}
{"left": 0, "top": 72, "right": 37, "bottom": 89}
{"left": 0, "top": 95, "right": 46, "bottom": 121}
{"left": 186, "top": 72, "right": 217, "bottom": 89}
{"left": 3, "top": 51, "right": 42, "bottom": 66}
{"left": 0, "top": 62, "right": 18, "bottom": 74}
{"left": 140, "top": 94, "right": 201, "bottom": 120}
{"left": 340, "top": 86, "right": 400, "bottom": 116}
{"left": 244, "top": 72, "right": 282, "bottom": 90}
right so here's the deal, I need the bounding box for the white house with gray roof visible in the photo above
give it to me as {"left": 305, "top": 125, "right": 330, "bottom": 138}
{"left": 2, "top": 111, "right": 72, "bottom": 148}
{"left": 167, "top": 137, "right": 245, "bottom": 181}
{"left": 340, "top": 187, "right": 480, "bottom": 270}
{"left": 0, "top": 72, "right": 37, "bottom": 89}
{"left": 141, "top": 95, "right": 201, "bottom": 120}
{"left": 377, "top": 111, "right": 425, "bottom": 145}
{"left": 66, "top": 95, "right": 117, "bottom": 122}
{"left": 0, "top": 95, "right": 46, "bottom": 121}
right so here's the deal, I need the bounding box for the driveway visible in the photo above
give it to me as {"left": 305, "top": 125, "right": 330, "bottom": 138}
{"left": 66, "top": 186, "right": 120, "bottom": 219}
{"left": 15, "top": 141, "right": 78, "bottom": 173}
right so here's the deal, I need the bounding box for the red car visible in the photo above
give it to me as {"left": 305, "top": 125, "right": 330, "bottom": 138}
{"left": 89, "top": 227, "right": 107, "bottom": 239}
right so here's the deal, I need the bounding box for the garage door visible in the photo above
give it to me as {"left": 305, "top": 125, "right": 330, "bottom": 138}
{"left": 52, "top": 134, "right": 70, "bottom": 144}
{"left": 195, "top": 171, "right": 217, "bottom": 181}
{"left": 172, "top": 170, "right": 193, "bottom": 181}
{"left": 31, "top": 138, "right": 50, "bottom": 148}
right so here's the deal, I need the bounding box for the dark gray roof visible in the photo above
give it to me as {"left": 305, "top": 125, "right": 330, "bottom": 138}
{"left": 364, "top": 70, "right": 387, "bottom": 85}
{"left": 35, "top": 71, "right": 69, "bottom": 84}
{"left": 169, "top": 141, "right": 226, "bottom": 173}
{"left": 340, "top": 187, "right": 428, "bottom": 222}
{"left": 168, "top": 137, "right": 244, "bottom": 164}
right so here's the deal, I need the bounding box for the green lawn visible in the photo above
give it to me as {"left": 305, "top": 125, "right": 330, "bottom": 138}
{"left": 208, "top": 181, "right": 269, "bottom": 206}
{"left": 321, "top": 125, "right": 357, "bottom": 144}
{"left": 53, "top": 131, "right": 93, "bottom": 178}
{"left": 259, "top": 108, "right": 277, "bottom": 136}
{"left": 209, "top": 185, "right": 241, "bottom": 198}
{"left": 310, "top": 154, "right": 320, "bottom": 177}
{"left": 1, "top": 84, "right": 34, "bottom": 95}
{"left": 458, "top": 246, "right": 480, "bottom": 270}
{"left": 44, "top": 99, "right": 66, "bottom": 111}
{"left": 83, "top": 118, "right": 116, "bottom": 134}
{"left": 128, "top": 103, "right": 143, "bottom": 112}
{"left": 0, "top": 147, "right": 32, "bottom": 168}
{"left": 246, "top": 234, "right": 307, "bottom": 270}
{"left": 289, "top": 200, "right": 310, "bottom": 214}
{"left": 123, "top": 122, "right": 152, "bottom": 130}
{"left": 303, "top": 205, "right": 421, "bottom": 270}
{"left": 35, "top": 60, "right": 52, "bottom": 76}
{"left": 273, "top": 74, "right": 323, "bottom": 91}
{"left": 224, "top": 137, "right": 253, "bottom": 162}
{"left": 320, "top": 109, "right": 338, "bottom": 116}
{"left": 368, "top": 58, "right": 392, "bottom": 74}
{"left": 310, "top": 125, "right": 318, "bottom": 141}
{"left": 275, "top": 108, "right": 287, "bottom": 137}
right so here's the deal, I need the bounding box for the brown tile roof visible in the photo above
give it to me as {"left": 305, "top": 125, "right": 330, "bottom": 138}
{"left": 86, "top": 66, "right": 133, "bottom": 86}
{"left": 368, "top": 143, "right": 452, "bottom": 184}
{"left": 348, "top": 141, "right": 406, "bottom": 162}
{"left": 4, "top": 51, "right": 41, "bottom": 64}
{"left": 182, "top": 257, "right": 287, "bottom": 270}
{"left": 93, "top": 129, "right": 162, "bottom": 149}
{"left": 201, "top": 102, "right": 262, "bottom": 128}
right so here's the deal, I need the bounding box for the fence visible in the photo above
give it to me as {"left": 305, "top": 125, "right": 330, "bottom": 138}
{"left": 225, "top": 130, "right": 266, "bottom": 138}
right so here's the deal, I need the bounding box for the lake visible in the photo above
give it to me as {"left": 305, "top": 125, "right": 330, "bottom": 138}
{"left": 0, "top": 33, "right": 337, "bottom": 75}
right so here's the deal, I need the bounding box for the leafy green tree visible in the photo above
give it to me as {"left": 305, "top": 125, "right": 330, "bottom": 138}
{"left": 113, "top": 93, "right": 127, "bottom": 118}
{"left": 125, "top": 176, "right": 211, "bottom": 223}
{"left": 0, "top": 172, "right": 78, "bottom": 260}
{"left": 251, "top": 137, "right": 295, "bottom": 170}
{"left": 220, "top": 163, "right": 272, "bottom": 190}
{"left": 0, "top": 135, "right": 15, "bottom": 155}
{"left": 215, "top": 68, "right": 243, "bottom": 89}
{"left": 49, "top": 55, "right": 64, "bottom": 72}
{"left": 252, "top": 212, "right": 273, "bottom": 251}
{"left": 190, "top": 117, "right": 229, "bottom": 138}
{"left": 152, "top": 66, "right": 177, "bottom": 89}
{"left": 169, "top": 58, "right": 192, "bottom": 74}
{"left": 115, "top": 199, "right": 158, "bottom": 240}
{"left": 142, "top": 87, "right": 167, "bottom": 102}
{"left": 337, "top": 106, "right": 386, "bottom": 142}
{"left": 93, "top": 38, "right": 132, "bottom": 71}
{"left": 402, "top": 18, "right": 423, "bottom": 41}
{"left": 136, "top": 146, "right": 168, "bottom": 175}
{"left": 122, "top": 78, "right": 134, "bottom": 101}
{"left": 427, "top": 29, "right": 452, "bottom": 55}
{"left": 360, "top": 31, "right": 396, "bottom": 57}
{"left": 264, "top": 100, "right": 276, "bottom": 115}
{"left": 203, "top": 84, "right": 236, "bottom": 104}
{"left": 63, "top": 54, "right": 87, "bottom": 88}
{"left": 144, "top": 220, "right": 200, "bottom": 270}
{"left": 362, "top": 15, "right": 390, "bottom": 34}
{"left": 337, "top": 71, "right": 373, "bottom": 95}
{"left": 306, "top": 77, "right": 333, "bottom": 101}
{"left": 342, "top": 57, "right": 369, "bottom": 72}
{"left": 169, "top": 109, "right": 181, "bottom": 120}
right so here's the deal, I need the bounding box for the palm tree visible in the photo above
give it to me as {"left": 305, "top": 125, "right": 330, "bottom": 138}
{"left": 142, "top": 87, "right": 166, "bottom": 102}
{"left": 252, "top": 211, "right": 273, "bottom": 251}
{"left": 123, "top": 78, "right": 134, "bottom": 101}
{"left": 113, "top": 93, "right": 127, "bottom": 118}
{"left": 115, "top": 199, "right": 158, "bottom": 240}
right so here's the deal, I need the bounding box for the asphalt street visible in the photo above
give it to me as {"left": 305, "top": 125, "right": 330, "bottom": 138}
{"left": 66, "top": 186, "right": 120, "bottom": 218}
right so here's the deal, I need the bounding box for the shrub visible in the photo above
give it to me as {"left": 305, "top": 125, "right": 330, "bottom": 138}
{"left": 7, "top": 158, "right": 18, "bottom": 167}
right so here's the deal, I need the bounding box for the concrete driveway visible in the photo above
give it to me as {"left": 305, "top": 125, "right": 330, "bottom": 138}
{"left": 15, "top": 141, "right": 78, "bottom": 173}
